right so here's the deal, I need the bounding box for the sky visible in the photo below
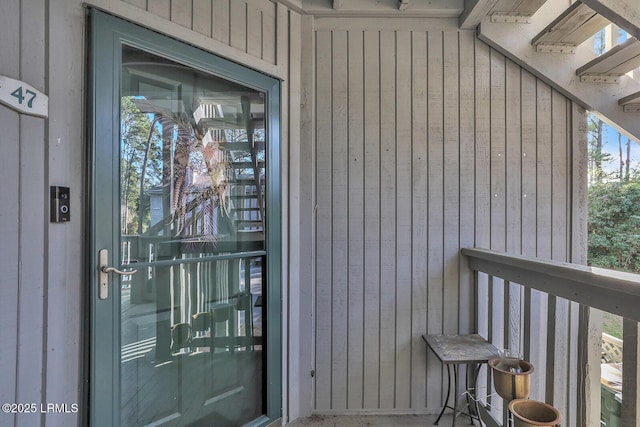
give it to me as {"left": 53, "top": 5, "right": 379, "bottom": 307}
{"left": 590, "top": 29, "right": 640, "bottom": 175}
{"left": 597, "top": 120, "right": 640, "bottom": 175}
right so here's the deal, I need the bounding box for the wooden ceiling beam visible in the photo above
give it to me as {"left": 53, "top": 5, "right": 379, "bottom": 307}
{"left": 459, "top": 0, "right": 499, "bottom": 29}
{"left": 508, "top": 0, "right": 548, "bottom": 16}
{"left": 531, "top": 2, "right": 609, "bottom": 49}
{"left": 619, "top": 91, "right": 640, "bottom": 106}
{"left": 303, "top": 0, "right": 463, "bottom": 17}
{"left": 580, "top": 0, "right": 640, "bottom": 41}
{"left": 577, "top": 37, "right": 640, "bottom": 77}
{"left": 477, "top": 17, "right": 640, "bottom": 141}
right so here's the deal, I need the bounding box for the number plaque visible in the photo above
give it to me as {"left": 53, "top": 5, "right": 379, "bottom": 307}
{"left": 0, "top": 75, "right": 48, "bottom": 118}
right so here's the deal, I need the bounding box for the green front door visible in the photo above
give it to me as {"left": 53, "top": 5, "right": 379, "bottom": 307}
{"left": 89, "top": 10, "right": 281, "bottom": 426}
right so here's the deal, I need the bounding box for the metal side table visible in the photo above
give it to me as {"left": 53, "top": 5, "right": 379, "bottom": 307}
{"left": 423, "top": 334, "right": 499, "bottom": 427}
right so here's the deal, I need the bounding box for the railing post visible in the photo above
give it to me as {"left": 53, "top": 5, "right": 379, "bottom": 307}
{"left": 578, "top": 306, "right": 602, "bottom": 427}
{"left": 622, "top": 318, "right": 640, "bottom": 427}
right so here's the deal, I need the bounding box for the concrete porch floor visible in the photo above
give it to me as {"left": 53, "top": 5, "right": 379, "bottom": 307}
{"left": 287, "top": 414, "right": 457, "bottom": 426}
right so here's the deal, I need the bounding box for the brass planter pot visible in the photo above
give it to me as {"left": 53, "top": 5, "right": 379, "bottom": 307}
{"left": 488, "top": 358, "right": 534, "bottom": 401}
{"left": 509, "top": 398, "right": 561, "bottom": 427}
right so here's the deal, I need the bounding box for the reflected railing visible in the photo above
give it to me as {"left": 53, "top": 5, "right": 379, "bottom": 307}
{"left": 461, "top": 248, "right": 640, "bottom": 427}
{"left": 120, "top": 234, "right": 265, "bottom": 357}
{"left": 118, "top": 235, "right": 266, "bottom": 425}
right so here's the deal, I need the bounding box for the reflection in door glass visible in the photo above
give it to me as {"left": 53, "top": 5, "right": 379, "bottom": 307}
{"left": 119, "top": 44, "right": 267, "bottom": 426}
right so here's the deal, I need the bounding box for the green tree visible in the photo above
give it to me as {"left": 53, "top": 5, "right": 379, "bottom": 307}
{"left": 120, "top": 96, "right": 163, "bottom": 234}
{"left": 587, "top": 114, "right": 614, "bottom": 183}
{"left": 588, "top": 174, "right": 640, "bottom": 272}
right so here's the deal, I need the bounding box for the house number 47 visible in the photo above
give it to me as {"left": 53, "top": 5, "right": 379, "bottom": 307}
{"left": 11, "top": 86, "right": 37, "bottom": 108}
{"left": 0, "top": 75, "right": 48, "bottom": 118}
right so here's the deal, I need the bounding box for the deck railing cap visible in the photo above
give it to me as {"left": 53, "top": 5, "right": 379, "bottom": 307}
{"left": 462, "top": 247, "right": 640, "bottom": 322}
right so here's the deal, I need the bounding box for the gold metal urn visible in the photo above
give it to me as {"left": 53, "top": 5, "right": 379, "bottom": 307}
{"left": 508, "top": 398, "right": 562, "bottom": 427}
{"left": 488, "top": 357, "right": 534, "bottom": 401}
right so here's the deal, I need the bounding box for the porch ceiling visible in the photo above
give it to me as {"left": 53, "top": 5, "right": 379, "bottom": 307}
{"left": 299, "top": 0, "right": 463, "bottom": 17}
{"left": 472, "top": 0, "right": 640, "bottom": 141}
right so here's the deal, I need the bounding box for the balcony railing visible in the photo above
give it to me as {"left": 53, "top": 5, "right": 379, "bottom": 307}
{"left": 461, "top": 248, "right": 640, "bottom": 427}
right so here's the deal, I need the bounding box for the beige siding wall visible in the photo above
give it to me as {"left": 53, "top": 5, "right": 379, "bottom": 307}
{"left": 0, "top": 1, "right": 588, "bottom": 424}
{"left": 121, "top": 0, "right": 279, "bottom": 65}
{"left": 308, "top": 18, "right": 581, "bottom": 416}
{"left": 0, "top": 3, "right": 49, "bottom": 427}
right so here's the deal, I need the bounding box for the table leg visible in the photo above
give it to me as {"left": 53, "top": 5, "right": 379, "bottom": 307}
{"left": 434, "top": 364, "right": 452, "bottom": 425}
{"left": 465, "top": 364, "right": 481, "bottom": 425}
{"left": 453, "top": 365, "right": 458, "bottom": 427}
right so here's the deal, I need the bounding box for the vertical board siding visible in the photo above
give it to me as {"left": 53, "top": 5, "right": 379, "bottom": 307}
{"left": 426, "top": 30, "right": 445, "bottom": 412}
{"left": 247, "top": 4, "right": 263, "bottom": 59}
{"left": 312, "top": 25, "right": 577, "bottom": 415}
{"left": 520, "top": 69, "right": 537, "bottom": 377}
{"left": 362, "top": 30, "right": 381, "bottom": 410}
{"left": 0, "top": 0, "right": 21, "bottom": 419}
{"left": 296, "top": 11, "right": 315, "bottom": 420}
{"left": 330, "top": 30, "right": 348, "bottom": 411}
{"left": 347, "top": 29, "right": 365, "bottom": 411}
{"left": 551, "top": 90, "right": 570, "bottom": 416}
{"left": 504, "top": 59, "right": 522, "bottom": 386}
{"left": 315, "top": 29, "right": 333, "bottom": 411}
{"left": 17, "top": 2, "right": 47, "bottom": 425}
{"left": 279, "top": 4, "right": 291, "bottom": 419}
{"left": 458, "top": 31, "right": 476, "bottom": 414}
{"left": 532, "top": 81, "right": 552, "bottom": 403}
{"left": 213, "top": 0, "right": 230, "bottom": 45}
{"left": 45, "top": 3, "right": 86, "bottom": 425}
{"left": 394, "top": 30, "right": 412, "bottom": 410}
{"left": 457, "top": 30, "right": 475, "bottom": 338}
{"left": 261, "top": 4, "right": 277, "bottom": 65}
{"left": 192, "top": 0, "right": 213, "bottom": 37}
{"left": 410, "top": 30, "right": 428, "bottom": 410}
{"left": 170, "top": 0, "right": 192, "bottom": 29}
{"left": 147, "top": 0, "right": 171, "bottom": 20}
{"left": 489, "top": 52, "right": 507, "bottom": 412}
{"left": 474, "top": 37, "right": 491, "bottom": 346}
{"left": 0, "top": 0, "right": 47, "bottom": 425}
{"left": 378, "top": 30, "right": 397, "bottom": 410}
{"left": 122, "top": 0, "right": 278, "bottom": 64}
{"left": 442, "top": 31, "right": 460, "bottom": 338}
{"left": 442, "top": 30, "right": 462, "bottom": 399}
{"left": 230, "top": 0, "right": 248, "bottom": 52}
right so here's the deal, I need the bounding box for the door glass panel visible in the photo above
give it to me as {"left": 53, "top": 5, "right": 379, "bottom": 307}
{"left": 119, "top": 44, "right": 266, "bottom": 426}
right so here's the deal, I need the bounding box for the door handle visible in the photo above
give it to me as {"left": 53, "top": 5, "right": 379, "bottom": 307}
{"left": 101, "top": 265, "right": 137, "bottom": 275}
{"left": 98, "top": 249, "right": 138, "bottom": 300}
